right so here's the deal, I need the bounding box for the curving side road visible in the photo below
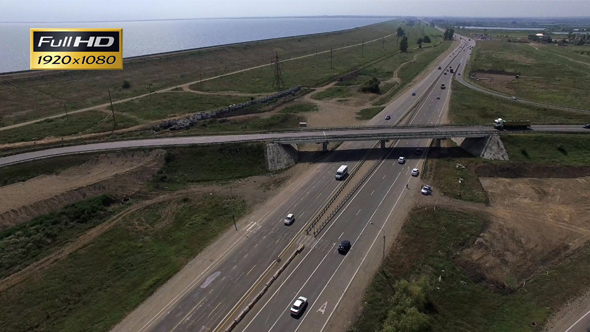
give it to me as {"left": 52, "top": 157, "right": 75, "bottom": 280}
{"left": 1, "top": 125, "right": 588, "bottom": 168}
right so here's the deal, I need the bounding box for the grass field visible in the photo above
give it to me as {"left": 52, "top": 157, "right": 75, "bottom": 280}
{"left": 356, "top": 106, "right": 385, "bottom": 120}
{"left": 0, "top": 195, "right": 116, "bottom": 279}
{"left": 422, "top": 144, "right": 489, "bottom": 204}
{"left": 311, "top": 87, "right": 354, "bottom": 100}
{"left": 1, "top": 20, "right": 408, "bottom": 126}
{"left": 457, "top": 29, "right": 538, "bottom": 40}
{"left": 467, "top": 40, "right": 590, "bottom": 109}
{"left": 115, "top": 92, "right": 252, "bottom": 120}
{"left": 449, "top": 82, "right": 590, "bottom": 124}
{"left": 194, "top": 24, "right": 442, "bottom": 94}
{"left": 350, "top": 205, "right": 590, "bottom": 332}
{"left": 0, "top": 111, "right": 140, "bottom": 144}
{"left": 152, "top": 143, "right": 268, "bottom": 189}
{"left": 279, "top": 103, "right": 319, "bottom": 113}
{"left": 502, "top": 134, "right": 590, "bottom": 165}
{"left": 0, "top": 194, "right": 247, "bottom": 332}
{"left": 0, "top": 154, "right": 94, "bottom": 186}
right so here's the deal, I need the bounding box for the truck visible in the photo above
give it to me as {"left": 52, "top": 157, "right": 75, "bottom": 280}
{"left": 493, "top": 118, "right": 531, "bottom": 130}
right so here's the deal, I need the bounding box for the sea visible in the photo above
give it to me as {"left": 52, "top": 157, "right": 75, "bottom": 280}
{"left": 0, "top": 16, "right": 393, "bottom": 74}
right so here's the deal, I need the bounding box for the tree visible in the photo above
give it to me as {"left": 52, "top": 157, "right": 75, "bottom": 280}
{"left": 417, "top": 38, "right": 423, "bottom": 44}
{"left": 423, "top": 35, "right": 431, "bottom": 43}
{"left": 122, "top": 80, "right": 131, "bottom": 89}
{"left": 397, "top": 27, "right": 405, "bottom": 37}
{"left": 400, "top": 36, "right": 408, "bottom": 52}
{"left": 359, "top": 77, "right": 381, "bottom": 94}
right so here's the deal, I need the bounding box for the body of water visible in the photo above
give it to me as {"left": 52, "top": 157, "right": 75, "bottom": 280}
{"left": 0, "top": 16, "right": 393, "bottom": 74}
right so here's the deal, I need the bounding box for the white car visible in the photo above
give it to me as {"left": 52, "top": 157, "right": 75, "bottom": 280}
{"left": 398, "top": 156, "right": 405, "bottom": 164}
{"left": 421, "top": 185, "right": 432, "bottom": 195}
{"left": 290, "top": 296, "right": 308, "bottom": 316}
{"left": 411, "top": 168, "right": 420, "bottom": 177}
{"left": 284, "top": 213, "right": 295, "bottom": 225}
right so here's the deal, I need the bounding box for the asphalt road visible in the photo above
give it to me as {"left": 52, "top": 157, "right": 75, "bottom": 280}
{"left": 233, "top": 39, "right": 474, "bottom": 332}
{"left": 565, "top": 310, "right": 590, "bottom": 332}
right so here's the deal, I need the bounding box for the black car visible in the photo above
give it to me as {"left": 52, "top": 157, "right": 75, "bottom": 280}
{"left": 414, "top": 148, "right": 423, "bottom": 155}
{"left": 338, "top": 240, "right": 351, "bottom": 254}
{"left": 584, "top": 124, "right": 590, "bottom": 129}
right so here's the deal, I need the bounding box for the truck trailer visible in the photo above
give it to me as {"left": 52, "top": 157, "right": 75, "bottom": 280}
{"left": 493, "top": 118, "right": 531, "bottom": 130}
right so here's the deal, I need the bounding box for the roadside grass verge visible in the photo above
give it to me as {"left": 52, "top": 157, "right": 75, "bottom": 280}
{"left": 183, "top": 113, "right": 302, "bottom": 134}
{"left": 0, "top": 154, "right": 93, "bottom": 187}
{"left": 115, "top": 92, "right": 251, "bottom": 120}
{"left": 311, "top": 87, "right": 353, "bottom": 100}
{"left": 351, "top": 205, "right": 590, "bottom": 332}
{"left": 0, "top": 111, "right": 139, "bottom": 144}
{"left": 153, "top": 143, "right": 268, "bottom": 189}
{"left": 372, "top": 41, "right": 453, "bottom": 106}
{"left": 467, "top": 41, "right": 590, "bottom": 109}
{"left": 422, "top": 144, "right": 489, "bottom": 204}
{"left": 449, "top": 82, "right": 590, "bottom": 124}
{"left": 0, "top": 195, "right": 116, "bottom": 279}
{"left": 195, "top": 24, "right": 441, "bottom": 94}
{"left": 502, "top": 134, "right": 590, "bottom": 165}
{"left": 0, "top": 194, "right": 247, "bottom": 332}
{"left": 279, "top": 103, "right": 319, "bottom": 113}
{"left": 356, "top": 106, "right": 385, "bottom": 120}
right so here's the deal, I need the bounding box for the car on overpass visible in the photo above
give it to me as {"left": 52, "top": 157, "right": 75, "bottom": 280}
{"left": 385, "top": 115, "right": 391, "bottom": 120}
{"left": 290, "top": 296, "right": 308, "bottom": 316}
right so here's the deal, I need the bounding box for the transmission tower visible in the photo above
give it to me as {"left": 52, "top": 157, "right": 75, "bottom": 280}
{"left": 271, "top": 51, "right": 284, "bottom": 90}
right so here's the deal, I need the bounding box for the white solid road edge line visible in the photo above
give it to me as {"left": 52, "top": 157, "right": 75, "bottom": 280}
{"left": 565, "top": 309, "right": 590, "bottom": 332}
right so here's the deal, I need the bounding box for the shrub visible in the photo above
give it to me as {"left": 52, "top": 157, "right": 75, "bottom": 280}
{"left": 122, "top": 80, "right": 131, "bottom": 89}
{"left": 359, "top": 77, "right": 381, "bottom": 94}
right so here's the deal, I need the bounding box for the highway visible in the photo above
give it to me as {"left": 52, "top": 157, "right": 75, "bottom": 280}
{"left": 109, "top": 37, "right": 474, "bottom": 332}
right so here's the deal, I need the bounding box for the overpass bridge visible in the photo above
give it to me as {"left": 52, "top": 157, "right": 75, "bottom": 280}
{"left": 0, "top": 124, "right": 588, "bottom": 168}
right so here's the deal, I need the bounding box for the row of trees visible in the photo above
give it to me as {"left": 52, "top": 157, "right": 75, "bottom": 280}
{"left": 397, "top": 27, "right": 433, "bottom": 52}
{"left": 443, "top": 28, "right": 455, "bottom": 40}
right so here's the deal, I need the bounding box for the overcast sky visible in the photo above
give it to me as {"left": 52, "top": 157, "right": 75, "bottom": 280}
{"left": 1, "top": 0, "right": 589, "bottom": 22}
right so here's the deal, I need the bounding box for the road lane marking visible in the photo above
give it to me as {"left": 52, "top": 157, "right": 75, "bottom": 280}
{"left": 317, "top": 192, "right": 322, "bottom": 198}
{"left": 565, "top": 309, "right": 590, "bottom": 332}
{"left": 246, "top": 265, "right": 257, "bottom": 276}
{"left": 371, "top": 190, "right": 374, "bottom": 196}
{"left": 169, "top": 297, "right": 208, "bottom": 332}
{"left": 207, "top": 302, "right": 222, "bottom": 319}
{"left": 317, "top": 302, "right": 327, "bottom": 314}
{"left": 338, "top": 232, "right": 344, "bottom": 240}
{"left": 382, "top": 175, "right": 386, "bottom": 179}
{"left": 356, "top": 209, "right": 361, "bottom": 216}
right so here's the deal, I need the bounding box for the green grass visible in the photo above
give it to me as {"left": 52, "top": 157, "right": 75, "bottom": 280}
{"left": 279, "top": 103, "right": 319, "bottom": 113}
{"left": 351, "top": 205, "right": 590, "bottom": 332}
{"left": 422, "top": 145, "right": 489, "bottom": 204}
{"left": 0, "top": 194, "right": 247, "bottom": 332}
{"left": 450, "top": 82, "right": 590, "bottom": 124}
{"left": 502, "top": 134, "right": 590, "bottom": 165}
{"left": 0, "top": 195, "right": 116, "bottom": 279}
{"left": 153, "top": 143, "right": 268, "bottom": 188}
{"left": 0, "top": 154, "right": 93, "bottom": 187}
{"left": 356, "top": 106, "right": 385, "bottom": 120}
{"left": 194, "top": 24, "right": 442, "bottom": 94}
{"left": 0, "top": 111, "right": 139, "bottom": 144}
{"left": 310, "top": 87, "right": 353, "bottom": 100}
{"left": 182, "top": 113, "right": 301, "bottom": 135}
{"left": 115, "top": 92, "right": 251, "bottom": 120}
{"left": 468, "top": 41, "right": 590, "bottom": 109}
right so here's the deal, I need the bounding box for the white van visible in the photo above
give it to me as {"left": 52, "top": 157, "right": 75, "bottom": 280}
{"left": 335, "top": 165, "right": 348, "bottom": 180}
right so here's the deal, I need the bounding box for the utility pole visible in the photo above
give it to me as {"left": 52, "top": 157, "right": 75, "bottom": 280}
{"left": 330, "top": 48, "right": 333, "bottom": 69}
{"left": 64, "top": 103, "right": 68, "bottom": 120}
{"left": 361, "top": 41, "right": 364, "bottom": 57}
{"left": 108, "top": 89, "right": 116, "bottom": 132}
{"left": 271, "top": 51, "right": 284, "bottom": 90}
{"left": 230, "top": 185, "right": 237, "bottom": 231}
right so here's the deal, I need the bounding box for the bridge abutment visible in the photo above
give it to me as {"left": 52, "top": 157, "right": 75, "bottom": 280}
{"left": 264, "top": 143, "right": 299, "bottom": 171}
{"left": 451, "top": 135, "right": 509, "bottom": 160}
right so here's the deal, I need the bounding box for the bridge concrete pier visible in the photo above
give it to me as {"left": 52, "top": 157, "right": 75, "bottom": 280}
{"left": 264, "top": 143, "right": 299, "bottom": 171}
{"left": 380, "top": 140, "right": 386, "bottom": 149}
{"left": 435, "top": 138, "right": 446, "bottom": 147}
{"left": 322, "top": 142, "right": 328, "bottom": 152}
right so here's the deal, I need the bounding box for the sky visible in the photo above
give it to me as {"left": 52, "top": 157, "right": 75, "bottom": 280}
{"left": 1, "top": 0, "right": 589, "bottom": 22}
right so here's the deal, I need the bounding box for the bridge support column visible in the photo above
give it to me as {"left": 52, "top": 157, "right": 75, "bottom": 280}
{"left": 380, "top": 140, "right": 386, "bottom": 149}
{"left": 322, "top": 142, "right": 328, "bottom": 152}
{"left": 435, "top": 138, "right": 446, "bottom": 148}
{"left": 264, "top": 143, "right": 299, "bottom": 171}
